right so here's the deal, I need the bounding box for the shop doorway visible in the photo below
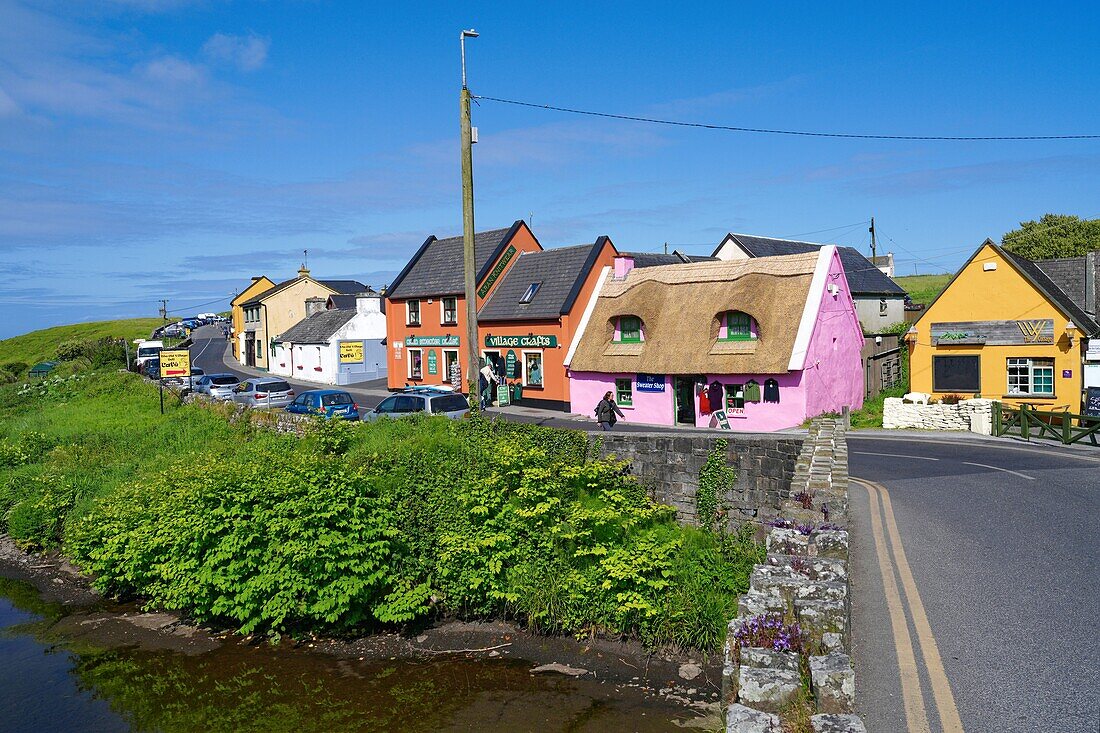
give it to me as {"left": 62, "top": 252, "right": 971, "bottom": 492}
{"left": 245, "top": 334, "right": 256, "bottom": 367}
{"left": 483, "top": 350, "right": 505, "bottom": 378}
{"left": 673, "top": 376, "right": 698, "bottom": 425}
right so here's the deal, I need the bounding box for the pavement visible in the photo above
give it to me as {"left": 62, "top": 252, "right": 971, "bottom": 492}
{"left": 848, "top": 433, "right": 1099, "bottom": 732}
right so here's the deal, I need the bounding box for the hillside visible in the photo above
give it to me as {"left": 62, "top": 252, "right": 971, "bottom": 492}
{"left": 0, "top": 318, "right": 164, "bottom": 371}
{"left": 894, "top": 273, "right": 952, "bottom": 306}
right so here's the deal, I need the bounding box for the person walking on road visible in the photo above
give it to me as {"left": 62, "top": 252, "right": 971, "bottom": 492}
{"left": 595, "top": 391, "right": 625, "bottom": 431}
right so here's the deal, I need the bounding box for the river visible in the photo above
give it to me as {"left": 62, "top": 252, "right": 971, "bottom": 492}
{"left": 0, "top": 578, "right": 713, "bottom": 732}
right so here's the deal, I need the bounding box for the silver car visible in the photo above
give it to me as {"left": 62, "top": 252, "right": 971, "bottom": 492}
{"left": 362, "top": 389, "right": 470, "bottom": 422}
{"left": 232, "top": 378, "right": 295, "bottom": 408}
{"left": 195, "top": 373, "right": 240, "bottom": 400}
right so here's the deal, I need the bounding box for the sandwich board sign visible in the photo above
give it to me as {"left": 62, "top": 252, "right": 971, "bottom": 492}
{"left": 159, "top": 350, "right": 191, "bottom": 379}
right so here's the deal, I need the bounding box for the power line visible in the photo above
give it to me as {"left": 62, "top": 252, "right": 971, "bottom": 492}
{"left": 473, "top": 95, "right": 1100, "bottom": 141}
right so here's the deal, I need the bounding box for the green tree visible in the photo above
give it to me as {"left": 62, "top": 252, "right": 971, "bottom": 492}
{"left": 1001, "top": 214, "right": 1100, "bottom": 260}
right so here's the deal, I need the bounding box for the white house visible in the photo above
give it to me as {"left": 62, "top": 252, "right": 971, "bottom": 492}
{"left": 271, "top": 293, "right": 387, "bottom": 385}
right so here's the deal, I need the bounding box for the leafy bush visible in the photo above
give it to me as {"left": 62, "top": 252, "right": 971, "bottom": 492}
{"left": 54, "top": 337, "right": 127, "bottom": 367}
{"left": 2, "top": 361, "right": 29, "bottom": 376}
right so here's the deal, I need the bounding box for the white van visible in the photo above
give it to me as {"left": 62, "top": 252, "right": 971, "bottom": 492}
{"left": 135, "top": 340, "right": 164, "bottom": 369}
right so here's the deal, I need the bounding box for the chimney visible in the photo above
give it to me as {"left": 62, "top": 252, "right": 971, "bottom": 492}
{"left": 305, "top": 296, "right": 326, "bottom": 317}
{"left": 613, "top": 254, "right": 635, "bottom": 280}
{"left": 298, "top": 264, "right": 310, "bottom": 278}
{"left": 356, "top": 292, "right": 381, "bottom": 315}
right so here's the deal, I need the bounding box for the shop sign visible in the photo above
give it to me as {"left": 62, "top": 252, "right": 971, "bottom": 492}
{"left": 159, "top": 349, "right": 190, "bottom": 378}
{"left": 406, "top": 335, "right": 460, "bottom": 347}
{"left": 427, "top": 349, "right": 438, "bottom": 375}
{"left": 931, "top": 319, "right": 1053, "bottom": 346}
{"left": 484, "top": 334, "right": 558, "bottom": 348}
{"left": 496, "top": 384, "right": 511, "bottom": 406}
{"left": 477, "top": 245, "right": 517, "bottom": 298}
{"left": 1085, "top": 387, "right": 1100, "bottom": 417}
{"left": 711, "top": 410, "right": 731, "bottom": 430}
{"left": 339, "top": 341, "right": 364, "bottom": 363}
{"left": 505, "top": 350, "right": 518, "bottom": 378}
{"left": 1063, "top": 369, "right": 1072, "bottom": 378}
{"left": 636, "top": 373, "right": 665, "bottom": 392}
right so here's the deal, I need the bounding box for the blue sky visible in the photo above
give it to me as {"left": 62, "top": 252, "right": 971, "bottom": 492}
{"left": 2, "top": 0, "right": 1098, "bottom": 338}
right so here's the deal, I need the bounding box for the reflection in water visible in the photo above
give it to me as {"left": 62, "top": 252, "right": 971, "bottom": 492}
{"left": 0, "top": 578, "right": 699, "bottom": 732}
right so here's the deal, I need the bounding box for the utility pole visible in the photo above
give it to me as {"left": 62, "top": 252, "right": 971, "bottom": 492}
{"left": 460, "top": 28, "right": 480, "bottom": 410}
{"left": 159, "top": 299, "right": 168, "bottom": 321}
{"left": 868, "top": 217, "right": 877, "bottom": 260}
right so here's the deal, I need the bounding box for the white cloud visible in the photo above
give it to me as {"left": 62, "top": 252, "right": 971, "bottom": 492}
{"left": 201, "top": 33, "right": 270, "bottom": 72}
{"left": 141, "top": 56, "right": 205, "bottom": 85}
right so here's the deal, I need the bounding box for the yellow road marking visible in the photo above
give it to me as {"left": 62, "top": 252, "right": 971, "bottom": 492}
{"left": 863, "top": 479, "right": 931, "bottom": 732}
{"left": 871, "top": 478, "right": 967, "bottom": 733}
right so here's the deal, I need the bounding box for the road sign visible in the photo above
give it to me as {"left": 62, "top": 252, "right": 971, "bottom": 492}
{"left": 159, "top": 349, "right": 190, "bottom": 378}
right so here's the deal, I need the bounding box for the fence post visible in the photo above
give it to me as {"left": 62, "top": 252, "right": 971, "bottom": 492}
{"left": 1021, "top": 404, "right": 1030, "bottom": 441}
{"left": 1062, "top": 411, "right": 1072, "bottom": 444}
{"left": 992, "top": 401, "right": 1001, "bottom": 436}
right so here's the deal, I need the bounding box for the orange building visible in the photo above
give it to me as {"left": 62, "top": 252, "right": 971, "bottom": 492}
{"left": 384, "top": 221, "right": 617, "bottom": 411}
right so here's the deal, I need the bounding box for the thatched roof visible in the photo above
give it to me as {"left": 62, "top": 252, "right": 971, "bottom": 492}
{"left": 568, "top": 253, "right": 820, "bottom": 375}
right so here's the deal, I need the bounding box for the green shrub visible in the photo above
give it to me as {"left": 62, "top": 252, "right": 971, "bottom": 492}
{"left": 7, "top": 476, "right": 75, "bottom": 550}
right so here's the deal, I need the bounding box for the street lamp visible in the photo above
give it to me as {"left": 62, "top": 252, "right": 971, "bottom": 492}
{"left": 459, "top": 28, "right": 479, "bottom": 410}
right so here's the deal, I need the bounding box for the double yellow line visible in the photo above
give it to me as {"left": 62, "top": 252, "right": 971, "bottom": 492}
{"left": 858, "top": 478, "right": 965, "bottom": 733}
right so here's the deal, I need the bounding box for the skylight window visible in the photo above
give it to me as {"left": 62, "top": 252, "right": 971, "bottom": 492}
{"left": 519, "top": 282, "right": 541, "bottom": 304}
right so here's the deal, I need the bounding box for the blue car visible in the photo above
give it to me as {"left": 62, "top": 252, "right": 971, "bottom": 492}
{"left": 285, "top": 389, "right": 360, "bottom": 420}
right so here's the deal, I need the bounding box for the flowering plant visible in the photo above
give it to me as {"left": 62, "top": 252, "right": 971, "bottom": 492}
{"left": 732, "top": 613, "right": 804, "bottom": 653}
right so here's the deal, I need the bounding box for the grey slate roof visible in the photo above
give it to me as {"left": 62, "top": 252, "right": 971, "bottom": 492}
{"left": 625, "top": 251, "right": 718, "bottom": 268}
{"left": 478, "top": 241, "right": 605, "bottom": 322}
{"left": 327, "top": 287, "right": 381, "bottom": 311}
{"left": 1001, "top": 248, "right": 1100, "bottom": 335}
{"left": 275, "top": 308, "right": 357, "bottom": 344}
{"left": 240, "top": 276, "right": 367, "bottom": 306}
{"left": 386, "top": 222, "right": 525, "bottom": 299}
{"left": 715, "top": 234, "right": 906, "bottom": 297}
{"left": 1034, "top": 257, "right": 1086, "bottom": 307}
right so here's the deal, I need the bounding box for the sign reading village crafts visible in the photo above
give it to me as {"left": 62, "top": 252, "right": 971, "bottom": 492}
{"left": 158, "top": 349, "right": 190, "bottom": 378}
{"left": 931, "top": 319, "right": 1054, "bottom": 346}
{"left": 484, "top": 334, "right": 558, "bottom": 349}
{"left": 339, "top": 341, "right": 364, "bottom": 363}
{"left": 406, "top": 335, "right": 460, "bottom": 347}
{"left": 636, "top": 374, "right": 665, "bottom": 392}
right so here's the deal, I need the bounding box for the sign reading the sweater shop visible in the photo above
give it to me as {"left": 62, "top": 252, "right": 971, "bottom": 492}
{"left": 405, "top": 335, "right": 460, "bottom": 347}
{"left": 931, "top": 320, "right": 1054, "bottom": 346}
{"left": 477, "top": 245, "right": 517, "bottom": 298}
{"left": 483, "top": 334, "right": 558, "bottom": 348}
{"left": 339, "top": 341, "right": 364, "bottom": 363}
{"left": 635, "top": 374, "right": 666, "bottom": 392}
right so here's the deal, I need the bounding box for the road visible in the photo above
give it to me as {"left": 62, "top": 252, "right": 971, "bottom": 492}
{"left": 849, "top": 434, "right": 1099, "bottom": 732}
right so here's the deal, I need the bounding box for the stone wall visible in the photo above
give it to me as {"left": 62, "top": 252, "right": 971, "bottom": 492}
{"left": 592, "top": 433, "right": 803, "bottom": 528}
{"left": 883, "top": 397, "right": 995, "bottom": 433}
{"left": 723, "top": 418, "right": 866, "bottom": 733}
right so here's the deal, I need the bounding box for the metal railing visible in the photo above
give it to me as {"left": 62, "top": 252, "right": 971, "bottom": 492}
{"left": 992, "top": 402, "right": 1100, "bottom": 446}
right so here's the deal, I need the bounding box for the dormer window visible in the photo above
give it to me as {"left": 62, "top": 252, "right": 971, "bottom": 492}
{"left": 519, "top": 282, "right": 541, "bottom": 304}
{"left": 616, "top": 315, "right": 642, "bottom": 343}
{"left": 720, "top": 311, "right": 756, "bottom": 341}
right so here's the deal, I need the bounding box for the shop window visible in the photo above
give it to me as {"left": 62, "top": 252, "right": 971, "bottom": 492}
{"left": 441, "top": 297, "right": 457, "bottom": 325}
{"left": 444, "top": 350, "right": 460, "bottom": 384}
{"left": 725, "top": 384, "right": 745, "bottom": 410}
{"left": 932, "top": 355, "right": 980, "bottom": 392}
{"left": 1007, "top": 357, "right": 1054, "bottom": 396}
{"left": 720, "top": 311, "right": 756, "bottom": 341}
{"left": 408, "top": 348, "right": 423, "bottom": 379}
{"left": 407, "top": 300, "right": 421, "bottom": 326}
{"left": 615, "top": 378, "right": 633, "bottom": 406}
{"left": 523, "top": 352, "right": 544, "bottom": 387}
{"left": 616, "top": 316, "right": 642, "bottom": 343}
{"left": 519, "top": 282, "right": 541, "bottom": 304}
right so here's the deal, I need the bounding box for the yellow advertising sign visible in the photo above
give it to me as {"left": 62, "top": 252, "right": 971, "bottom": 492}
{"left": 159, "top": 349, "right": 191, "bottom": 378}
{"left": 339, "top": 341, "right": 364, "bottom": 363}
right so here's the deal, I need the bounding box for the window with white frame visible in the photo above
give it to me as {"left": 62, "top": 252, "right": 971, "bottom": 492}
{"left": 408, "top": 348, "right": 423, "bottom": 379}
{"left": 441, "top": 297, "right": 458, "bottom": 325}
{"left": 1007, "top": 357, "right": 1054, "bottom": 396}
{"left": 523, "top": 351, "right": 543, "bottom": 387}
{"left": 443, "top": 350, "right": 459, "bottom": 383}
{"left": 406, "top": 300, "right": 421, "bottom": 326}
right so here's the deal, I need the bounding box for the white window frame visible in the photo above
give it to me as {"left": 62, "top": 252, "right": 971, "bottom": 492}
{"left": 1006, "top": 357, "right": 1054, "bottom": 396}
{"left": 521, "top": 349, "right": 544, "bottom": 388}
{"left": 443, "top": 349, "right": 460, "bottom": 383}
{"left": 441, "top": 297, "right": 458, "bottom": 325}
{"left": 408, "top": 348, "right": 423, "bottom": 379}
{"left": 406, "top": 300, "right": 421, "bottom": 326}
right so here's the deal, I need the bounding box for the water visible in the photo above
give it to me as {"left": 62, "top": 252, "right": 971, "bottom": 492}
{"left": 0, "top": 579, "right": 704, "bottom": 732}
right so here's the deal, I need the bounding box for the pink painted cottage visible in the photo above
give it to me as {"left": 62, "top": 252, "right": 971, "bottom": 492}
{"left": 564, "top": 247, "right": 864, "bottom": 431}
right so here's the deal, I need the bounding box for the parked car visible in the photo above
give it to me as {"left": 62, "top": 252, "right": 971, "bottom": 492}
{"left": 163, "top": 323, "right": 187, "bottom": 339}
{"left": 232, "top": 378, "right": 295, "bottom": 408}
{"left": 285, "top": 389, "right": 360, "bottom": 420}
{"left": 142, "top": 358, "right": 160, "bottom": 379}
{"left": 195, "top": 373, "right": 241, "bottom": 399}
{"left": 362, "top": 388, "right": 470, "bottom": 422}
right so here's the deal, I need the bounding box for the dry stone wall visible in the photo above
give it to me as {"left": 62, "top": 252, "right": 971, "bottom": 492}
{"left": 883, "top": 397, "right": 994, "bottom": 433}
{"left": 723, "top": 418, "right": 865, "bottom": 733}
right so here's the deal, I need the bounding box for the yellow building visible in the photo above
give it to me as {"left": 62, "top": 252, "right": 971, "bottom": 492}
{"left": 230, "top": 276, "right": 275, "bottom": 361}
{"left": 236, "top": 267, "right": 367, "bottom": 370}
{"left": 909, "top": 240, "right": 1098, "bottom": 411}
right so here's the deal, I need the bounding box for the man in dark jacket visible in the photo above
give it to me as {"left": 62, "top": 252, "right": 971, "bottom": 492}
{"left": 595, "top": 391, "right": 626, "bottom": 431}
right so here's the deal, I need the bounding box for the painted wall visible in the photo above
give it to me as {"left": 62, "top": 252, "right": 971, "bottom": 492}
{"left": 909, "top": 243, "right": 1082, "bottom": 408}
{"left": 270, "top": 303, "right": 387, "bottom": 385}
{"left": 854, "top": 296, "right": 905, "bottom": 332}
{"left": 568, "top": 370, "right": 810, "bottom": 432}
{"left": 230, "top": 276, "right": 274, "bottom": 361}
{"left": 384, "top": 226, "right": 541, "bottom": 391}
{"left": 249, "top": 278, "right": 338, "bottom": 370}
{"left": 804, "top": 249, "right": 866, "bottom": 418}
